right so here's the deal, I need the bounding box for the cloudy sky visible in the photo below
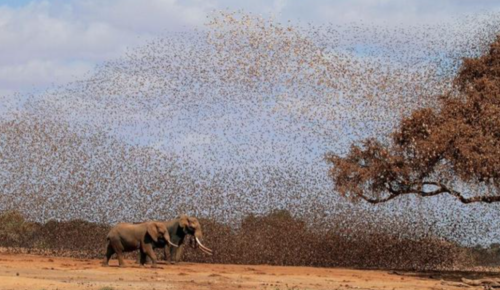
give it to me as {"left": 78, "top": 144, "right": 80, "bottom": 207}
{"left": 2, "top": 1, "right": 500, "bottom": 244}
{"left": 0, "top": 0, "right": 499, "bottom": 97}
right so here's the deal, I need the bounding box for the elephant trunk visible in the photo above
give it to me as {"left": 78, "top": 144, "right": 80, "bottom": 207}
{"left": 194, "top": 228, "right": 203, "bottom": 239}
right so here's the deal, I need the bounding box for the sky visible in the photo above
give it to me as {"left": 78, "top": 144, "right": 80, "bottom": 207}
{"left": 1, "top": 0, "right": 500, "bottom": 97}
{"left": 2, "top": 0, "right": 500, "bottom": 245}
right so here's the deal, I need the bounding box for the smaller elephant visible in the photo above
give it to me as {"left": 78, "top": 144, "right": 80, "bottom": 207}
{"left": 103, "top": 221, "right": 178, "bottom": 267}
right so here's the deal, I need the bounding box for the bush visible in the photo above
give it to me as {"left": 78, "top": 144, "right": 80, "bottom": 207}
{"left": 183, "top": 210, "right": 470, "bottom": 270}
{"left": 0, "top": 210, "right": 472, "bottom": 270}
{"left": 469, "top": 244, "right": 500, "bottom": 266}
{"left": 0, "top": 211, "right": 40, "bottom": 248}
{"left": 35, "top": 219, "right": 110, "bottom": 258}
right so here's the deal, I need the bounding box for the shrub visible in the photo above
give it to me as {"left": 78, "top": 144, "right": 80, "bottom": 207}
{"left": 0, "top": 210, "right": 472, "bottom": 270}
{"left": 0, "top": 211, "right": 39, "bottom": 248}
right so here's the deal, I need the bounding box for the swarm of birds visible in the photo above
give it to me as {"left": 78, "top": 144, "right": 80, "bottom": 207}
{"left": 1, "top": 11, "right": 500, "bottom": 270}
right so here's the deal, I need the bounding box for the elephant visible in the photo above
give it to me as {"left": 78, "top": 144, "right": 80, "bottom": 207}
{"left": 137, "top": 215, "right": 213, "bottom": 264}
{"left": 103, "top": 221, "right": 178, "bottom": 268}
{"left": 165, "top": 215, "right": 213, "bottom": 263}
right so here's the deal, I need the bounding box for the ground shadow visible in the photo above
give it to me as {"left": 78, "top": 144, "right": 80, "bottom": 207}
{"left": 390, "top": 270, "right": 500, "bottom": 282}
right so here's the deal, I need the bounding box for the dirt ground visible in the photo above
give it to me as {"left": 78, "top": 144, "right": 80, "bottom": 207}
{"left": 0, "top": 253, "right": 495, "bottom": 290}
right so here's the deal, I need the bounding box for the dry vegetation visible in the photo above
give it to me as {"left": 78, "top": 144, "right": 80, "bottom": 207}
{"left": 0, "top": 209, "right": 475, "bottom": 270}
{"left": 328, "top": 35, "right": 500, "bottom": 204}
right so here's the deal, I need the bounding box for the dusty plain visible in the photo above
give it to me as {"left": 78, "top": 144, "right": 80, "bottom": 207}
{"left": 0, "top": 253, "right": 496, "bottom": 290}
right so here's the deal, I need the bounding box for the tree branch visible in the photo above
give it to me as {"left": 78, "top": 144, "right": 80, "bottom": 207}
{"left": 356, "top": 182, "right": 500, "bottom": 204}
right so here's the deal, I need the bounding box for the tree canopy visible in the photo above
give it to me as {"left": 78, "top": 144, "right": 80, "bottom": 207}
{"left": 327, "top": 36, "right": 500, "bottom": 204}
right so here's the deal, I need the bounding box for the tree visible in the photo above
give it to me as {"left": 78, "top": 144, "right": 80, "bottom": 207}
{"left": 326, "top": 36, "right": 500, "bottom": 204}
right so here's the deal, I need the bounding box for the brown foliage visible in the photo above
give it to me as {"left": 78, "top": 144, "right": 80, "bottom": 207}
{"left": 327, "top": 36, "right": 500, "bottom": 204}
{"left": 0, "top": 211, "right": 39, "bottom": 248}
{"left": 196, "top": 210, "right": 467, "bottom": 270}
{"left": 0, "top": 211, "right": 110, "bottom": 258}
{"left": 35, "top": 219, "right": 110, "bottom": 258}
{"left": 469, "top": 243, "right": 500, "bottom": 266}
{"left": 0, "top": 211, "right": 468, "bottom": 270}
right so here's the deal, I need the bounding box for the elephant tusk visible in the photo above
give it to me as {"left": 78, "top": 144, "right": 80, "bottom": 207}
{"left": 168, "top": 240, "right": 179, "bottom": 248}
{"left": 195, "top": 237, "right": 213, "bottom": 254}
{"left": 200, "top": 247, "right": 213, "bottom": 255}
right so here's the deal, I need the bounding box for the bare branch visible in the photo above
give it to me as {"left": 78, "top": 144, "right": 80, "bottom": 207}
{"left": 356, "top": 182, "right": 500, "bottom": 204}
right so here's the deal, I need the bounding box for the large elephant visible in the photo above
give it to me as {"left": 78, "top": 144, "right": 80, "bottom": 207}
{"left": 140, "top": 215, "right": 212, "bottom": 263}
{"left": 164, "top": 215, "right": 213, "bottom": 263}
{"left": 103, "top": 221, "right": 178, "bottom": 267}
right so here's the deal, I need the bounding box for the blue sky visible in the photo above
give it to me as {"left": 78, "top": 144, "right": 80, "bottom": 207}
{"left": 1, "top": 0, "right": 32, "bottom": 7}
{"left": 1, "top": 0, "right": 500, "bottom": 97}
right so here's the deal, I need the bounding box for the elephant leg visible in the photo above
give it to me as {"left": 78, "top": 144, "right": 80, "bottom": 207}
{"left": 143, "top": 243, "right": 158, "bottom": 268}
{"left": 102, "top": 243, "right": 115, "bottom": 266}
{"left": 109, "top": 239, "right": 125, "bottom": 267}
{"left": 163, "top": 246, "right": 169, "bottom": 261}
{"left": 169, "top": 246, "right": 177, "bottom": 264}
{"left": 139, "top": 249, "right": 148, "bottom": 266}
{"left": 137, "top": 251, "right": 152, "bottom": 264}
{"left": 173, "top": 245, "right": 184, "bottom": 263}
{"left": 116, "top": 248, "right": 125, "bottom": 267}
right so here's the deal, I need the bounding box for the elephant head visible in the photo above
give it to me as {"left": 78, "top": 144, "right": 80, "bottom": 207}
{"left": 179, "top": 215, "right": 212, "bottom": 255}
{"left": 148, "top": 222, "right": 178, "bottom": 247}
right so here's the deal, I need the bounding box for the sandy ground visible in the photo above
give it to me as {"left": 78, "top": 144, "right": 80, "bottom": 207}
{"left": 0, "top": 253, "right": 491, "bottom": 290}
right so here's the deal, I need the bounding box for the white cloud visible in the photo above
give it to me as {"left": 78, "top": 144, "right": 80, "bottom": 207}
{"left": 231, "top": 0, "right": 500, "bottom": 26}
{"left": 0, "top": 0, "right": 211, "bottom": 95}
{"left": 0, "top": 60, "right": 93, "bottom": 89}
{"left": 1, "top": 0, "right": 500, "bottom": 97}
{"left": 76, "top": 0, "right": 209, "bottom": 33}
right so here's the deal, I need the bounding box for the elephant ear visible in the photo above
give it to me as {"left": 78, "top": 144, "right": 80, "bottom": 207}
{"left": 147, "top": 222, "right": 159, "bottom": 243}
{"left": 188, "top": 217, "right": 199, "bottom": 227}
{"left": 179, "top": 214, "right": 189, "bottom": 229}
